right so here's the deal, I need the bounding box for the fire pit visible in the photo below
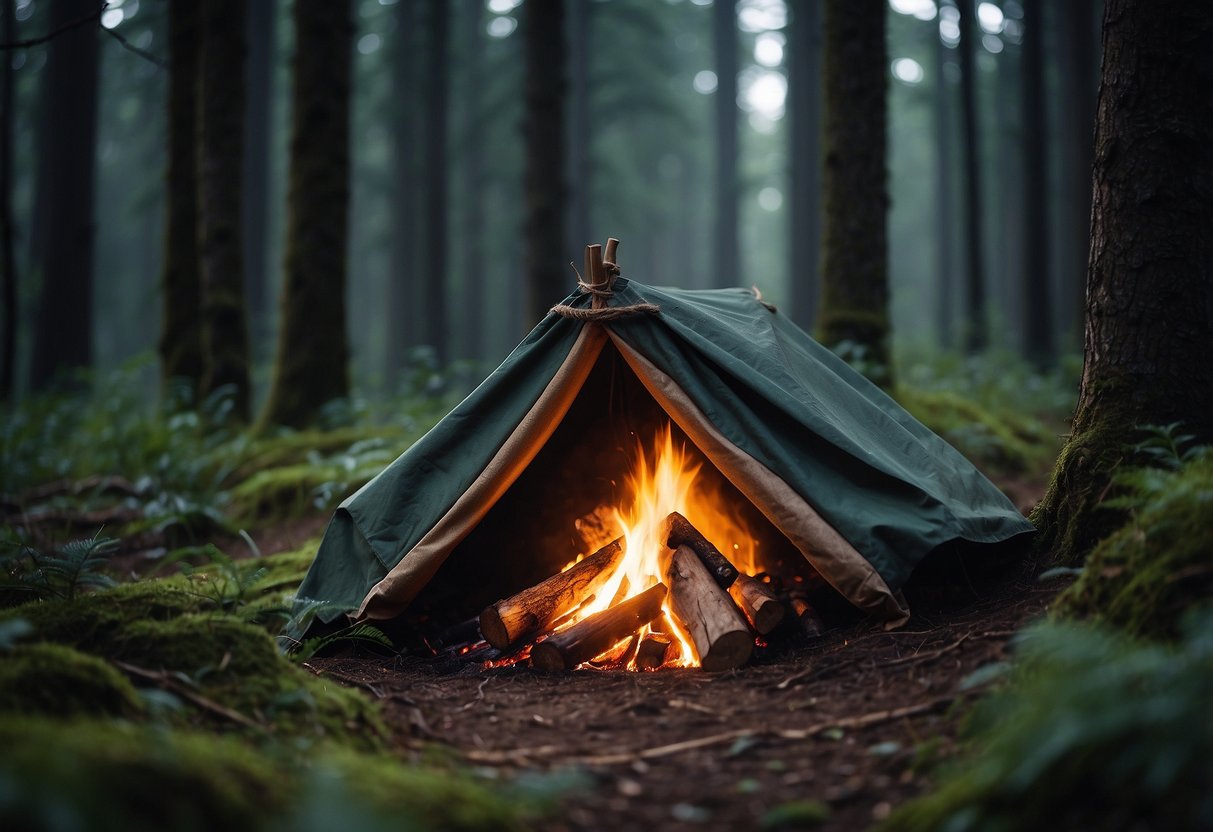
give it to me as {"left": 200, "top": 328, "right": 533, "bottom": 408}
{"left": 288, "top": 239, "right": 1034, "bottom": 667}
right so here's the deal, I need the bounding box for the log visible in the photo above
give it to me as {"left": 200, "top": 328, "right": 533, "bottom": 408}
{"left": 479, "top": 538, "right": 625, "bottom": 649}
{"left": 530, "top": 583, "right": 668, "bottom": 671}
{"left": 662, "top": 512, "right": 739, "bottom": 588}
{"left": 728, "top": 574, "right": 786, "bottom": 635}
{"left": 666, "top": 546, "right": 753, "bottom": 671}
{"left": 792, "top": 597, "right": 825, "bottom": 638}
{"left": 635, "top": 633, "right": 673, "bottom": 670}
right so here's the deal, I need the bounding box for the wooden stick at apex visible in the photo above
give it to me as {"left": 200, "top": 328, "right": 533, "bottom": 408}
{"left": 530, "top": 583, "right": 668, "bottom": 672}
{"left": 479, "top": 537, "right": 625, "bottom": 649}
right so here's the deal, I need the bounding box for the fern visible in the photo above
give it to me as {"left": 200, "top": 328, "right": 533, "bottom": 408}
{"left": 0, "top": 531, "right": 118, "bottom": 602}
{"left": 291, "top": 623, "right": 393, "bottom": 663}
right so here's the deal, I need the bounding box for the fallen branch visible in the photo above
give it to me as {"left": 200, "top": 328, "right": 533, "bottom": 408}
{"left": 112, "top": 659, "right": 264, "bottom": 732}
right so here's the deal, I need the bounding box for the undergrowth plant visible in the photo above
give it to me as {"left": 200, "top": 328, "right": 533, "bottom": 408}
{"left": 880, "top": 611, "right": 1213, "bottom": 832}
{"left": 0, "top": 531, "right": 118, "bottom": 604}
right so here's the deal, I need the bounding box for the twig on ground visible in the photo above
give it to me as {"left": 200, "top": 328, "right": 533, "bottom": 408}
{"left": 113, "top": 659, "right": 264, "bottom": 732}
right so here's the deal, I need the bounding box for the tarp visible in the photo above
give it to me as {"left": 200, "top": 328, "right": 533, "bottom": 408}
{"left": 294, "top": 280, "right": 1034, "bottom": 628}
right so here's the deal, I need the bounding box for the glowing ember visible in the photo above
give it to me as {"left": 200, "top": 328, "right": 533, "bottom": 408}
{"left": 555, "top": 423, "right": 759, "bottom": 670}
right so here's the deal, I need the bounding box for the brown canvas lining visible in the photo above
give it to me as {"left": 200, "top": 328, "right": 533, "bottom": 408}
{"left": 608, "top": 334, "right": 910, "bottom": 626}
{"left": 355, "top": 326, "right": 609, "bottom": 621}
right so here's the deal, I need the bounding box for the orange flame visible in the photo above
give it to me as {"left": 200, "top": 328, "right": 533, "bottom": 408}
{"left": 562, "top": 423, "right": 758, "bottom": 669}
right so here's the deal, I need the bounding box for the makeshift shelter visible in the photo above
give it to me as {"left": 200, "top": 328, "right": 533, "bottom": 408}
{"left": 295, "top": 243, "right": 1034, "bottom": 638}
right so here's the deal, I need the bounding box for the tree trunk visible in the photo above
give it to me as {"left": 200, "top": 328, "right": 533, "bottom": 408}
{"left": 387, "top": 0, "right": 418, "bottom": 378}
{"left": 566, "top": 0, "right": 591, "bottom": 259}
{"left": 260, "top": 0, "right": 353, "bottom": 428}
{"left": 1032, "top": 0, "right": 1213, "bottom": 562}
{"left": 461, "top": 0, "right": 487, "bottom": 362}
{"left": 0, "top": 0, "right": 16, "bottom": 400}
{"left": 786, "top": 0, "right": 822, "bottom": 333}
{"left": 196, "top": 0, "right": 251, "bottom": 419}
{"left": 421, "top": 0, "right": 449, "bottom": 365}
{"left": 158, "top": 0, "right": 204, "bottom": 401}
{"left": 523, "top": 0, "right": 567, "bottom": 325}
{"left": 1057, "top": 0, "right": 1100, "bottom": 348}
{"left": 957, "top": 0, "right": 987, "bottom": 353}
{"left": 29, "top": 0, "right": 100, "bottom": 390}
{"left": 713, "top": 0, "right": 738, "bottom": 289}
{"left": 818, "top": 0, "right": 891, "bottom": 387}
{"left": 1020, "top": 0, "right": 1053, "bottom": 366}
{"left": 243, "top": 0, "right": 276, "bottom": 356}
{"left": 933, "top": 29, "right": 957, "bottom": 350}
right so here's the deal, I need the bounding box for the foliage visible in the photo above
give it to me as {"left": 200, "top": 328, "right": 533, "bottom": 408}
{"left": 0, "top": 642, "right": 145, "bottom": 719}
{"left": 0, "top": 531, "right": 118, "bottom": 603}
{"left": 879, "top": 612, "right": 1213, "bottom": 832}
{"left": 1053, "top": 446, "right": 1213, "bottom": 638}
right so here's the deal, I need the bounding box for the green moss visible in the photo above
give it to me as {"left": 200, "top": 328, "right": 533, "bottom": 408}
{"left": 0, "top": 717, "right": 546, "bottom": 832}
{"left": 878, "top": 613, "right": 1213, "bottom": 832}
{"left": 898, "top": 388, "right": 1058, "bottom": 475}
{"left": 0, "top": 643, "right": 144, "bottom": 718}
{"left": 247, "top": 542, "right": 318, "bottom": 594}
{"left": 0, "top": 717, "right": 286, "bottom": 832}
{"left": 1053, "top": 454, "right": 1213, "bottom": 637}
{"left": 0, "top": 581, "right": 209, "bottom": 652}
{"left": 226, "top": 462, "right": 377, "bottom": 525}
{"left": 222, "top": 426, "right": 396, "bottom": 484}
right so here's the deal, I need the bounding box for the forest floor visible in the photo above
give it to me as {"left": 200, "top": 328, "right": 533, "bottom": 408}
{"left": 298, "top": 472, "right": 1053, "bottom": 832}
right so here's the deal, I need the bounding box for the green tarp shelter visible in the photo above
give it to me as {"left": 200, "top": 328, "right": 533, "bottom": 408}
{"left": 296, "top": 276, "right": 1034, "bottom": 632}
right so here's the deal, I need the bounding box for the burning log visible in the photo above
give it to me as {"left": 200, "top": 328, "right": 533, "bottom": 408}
{"left": 792, "top": 597, "right": 825, "bottom": 638}
{"left": 667, "top": 545, "right": 753, "bottom": 671}
{"left": 661, "top": 511, "right": 739, "bottom": 589}
{"left": 479, "top": 538, "right": 626, "bottom": 649}
{"left": 728, "top": 574, "right": 786, "bottom": 635}
{"left": 530, "top": 583, "right": 668, "bottom": 671}
{"left": 635, "top": 633, "right": 673, "bottom": 670}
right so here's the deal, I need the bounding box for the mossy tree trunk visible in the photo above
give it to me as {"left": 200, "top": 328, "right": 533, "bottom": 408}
{"left": 29, "top": 0, "right": 99, "bottom": 391}
{"left": 818, "top": 0, "right": 891, "bottom": 388}
{"left": 159, "top": 0, "right": 204, "bottom": 401}
{"left": 786, "top": 0, "right": 822, "bottom": 333}
{"left": 522, "top": 0, "right": 567, "bottom": 325}
{"left": 197, "top": 0, "right": 252, "bottom": 420}
{"left": 260, "top": 0, "right": 353, "bottom": 429}
{"left": 1032, "top": 0, "right": 1213, "bottom": 562}
{"left": 957, "top": 0, "right": 987, "bottom": 354}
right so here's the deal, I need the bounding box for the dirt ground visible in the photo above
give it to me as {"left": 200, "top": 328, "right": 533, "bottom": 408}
{"left": 307, "top": 559, "right": 1060, "bottom": 832}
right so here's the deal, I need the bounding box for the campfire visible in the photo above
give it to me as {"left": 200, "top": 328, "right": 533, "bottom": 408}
{"left": 443, "top": 423, "right": 823, "bottom": 672}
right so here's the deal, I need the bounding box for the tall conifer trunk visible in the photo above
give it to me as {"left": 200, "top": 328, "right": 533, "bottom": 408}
{"left": 260, "top": 0, "right": 353, "bottom": 428}
{"left": 387, "top": 0, "right": 417, "bottom": 377}
{"left": 196, "top": 0, "right": 251, "bottom": 419}
{"left": 786, "top": 0, "right": 821, "bottom": 333}
{"left": 1020, "top": 0, "right": 1052, "bottom": 366}
{"left": 522, "top": 0, "right": 567, "bottom": 324}
{"left": 818, "top": 0, "right": 890, "bottom": 387}
{"left": 29, "top": 0, "right": 100, "bottom": 390}
{"left": 713, "top": 0, "right": 738, "bottom": 288}
{"left": 1033, "top": 0, "right": 1213, "bottom": 560}
{"left": 159, "top": 0, "right": 204, "bottom": 399}
{"left": 421, "top": 0, "right": 449, "bottom": 365}
{"left": 0, "top": 0, "right": 17, "bottom": 399}
{"left": 957, "top": 0, "right": 987, "bottom": 353}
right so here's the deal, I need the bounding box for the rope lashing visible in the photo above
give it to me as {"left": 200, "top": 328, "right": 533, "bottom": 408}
{"left": 550, "top": 239, "right": 661, "bottom": 321}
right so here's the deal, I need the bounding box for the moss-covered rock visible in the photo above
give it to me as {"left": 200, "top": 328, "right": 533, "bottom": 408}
{"left": 0, "top": 717, "right": 543, "bottom": 832}
{"left": 0, "top": 643, "right": 144, "bottom": 718}
{"left": 1053, "top": 454, "right": 1213, "bottom": 637}
{"left": 0, "top": 581, "right": 209, "bottom": 652}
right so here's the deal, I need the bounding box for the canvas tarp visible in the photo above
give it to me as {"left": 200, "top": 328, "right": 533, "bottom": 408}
{"left": 294, "top": 280, "right": 1034, "bottom": 628}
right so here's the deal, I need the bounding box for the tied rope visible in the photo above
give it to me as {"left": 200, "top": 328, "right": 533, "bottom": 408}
{"left": 550, "top": 256, "right": 661, "bottom": 321}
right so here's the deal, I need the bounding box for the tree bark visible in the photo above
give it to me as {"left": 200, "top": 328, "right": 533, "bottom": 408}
{"left": 523, "top": 0, "right": 567, "bottom": 325}
{"left": 159, "top": 0, "right": 204, "bottom": 401}
{"left": 196, "top": 0, "right": 251, "bottom": 419}
{"left": 1020, "top": 0, "right": 1053, "bottom": 366}
{"left": 387, "top": 0, "right": 418, "bottom": 377}
{"left": 530, "top": 583, "right": 667, "bottom": 671}
{"left": 421, "top": 0, "right": 449, "bottom": 365}
{"left": 0, "top": 0, "right": 17, "bottom": 399}
{"left": 667, "top": 546, "right": 752, "bottom": 671}
{"left": 786, "top": 0, "right": 822, "bottom": 333}
{"left": 461, "top": 0, "right": 487, "bottom": 362}
{"left": 713, "top": 0, "right": 738, "bottom": 289}
{"left": 260, "top": 0, "right": 353, "bottom": 428}
{"left": 29, "top": 0, "right": 100, "bottom": 390}
{"left": 818, "top": 0, "right": 890, "bottom": 387}
{"left": 957, "top": 0, "right": 987, "bottom": 353}
{"left": 933, "top": 28, "right": 957, "bottom": 350}
{"left": 243, "top": 0, "right": 277, "bottom": 355}
{"left": 566, "top": 0, "right": 591, "bottom": 260}
{"left": 1032, "top": 0, "right": 1213, "bottom": 562}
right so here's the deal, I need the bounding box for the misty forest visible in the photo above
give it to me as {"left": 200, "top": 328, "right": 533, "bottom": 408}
{"left": 1, "top": 0, "right": 1210, "bottom": 830}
